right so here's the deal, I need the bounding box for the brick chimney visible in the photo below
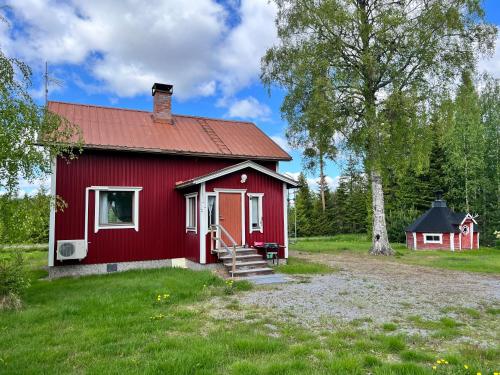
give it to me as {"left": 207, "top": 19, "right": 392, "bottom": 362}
{"left": 152, "top": 83, "right": 173, "bottom": 124}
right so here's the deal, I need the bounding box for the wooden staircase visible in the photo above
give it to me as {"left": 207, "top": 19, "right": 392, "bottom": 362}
{"left": 210, "top": 225, "right": 274, "bottom": 278}
{"left": 216, "top": 246, "right": 273, "bottom": 278}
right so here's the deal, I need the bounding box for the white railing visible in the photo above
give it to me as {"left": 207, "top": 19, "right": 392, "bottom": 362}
{"left": 210, "top": 224, "right": 237, "bottom": 278}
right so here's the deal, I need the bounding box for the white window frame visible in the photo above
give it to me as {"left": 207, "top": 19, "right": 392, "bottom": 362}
{"left": 247, "top": 193, "right": 264, "bottom": 233}
{"left": 93, "top": 186, "right": 142, "bottom": 233}
{"left": 185, "top": 192, "right": 198, "bottom": 233}
{"left": 423, "top": 233, "right": 442, "bottom": 244}
{"left": 206, "top": 193, "right": 217, "bottom": 231}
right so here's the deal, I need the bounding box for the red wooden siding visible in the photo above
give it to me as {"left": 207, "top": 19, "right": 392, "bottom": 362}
{"left": 54, "top": 150, "right": 277, "bottom": 266}
{"left": 405, "top": 232, "right": 414, "bottom": 249}
{"left": 204, "top": 167, "right": 285, "bottom": 263}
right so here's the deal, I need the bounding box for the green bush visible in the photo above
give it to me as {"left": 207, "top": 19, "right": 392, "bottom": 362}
{"left": 0, "top": 252, "right": 31, "bottom": 309}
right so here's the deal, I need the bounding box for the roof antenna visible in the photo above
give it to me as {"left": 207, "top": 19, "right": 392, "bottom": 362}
{"left": 44, "top": 61, "right": 63, "bottom": 106}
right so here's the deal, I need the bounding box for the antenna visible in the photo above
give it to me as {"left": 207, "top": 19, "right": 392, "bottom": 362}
{"left": 44, "top": 61, "right": 63, "bottom": 106}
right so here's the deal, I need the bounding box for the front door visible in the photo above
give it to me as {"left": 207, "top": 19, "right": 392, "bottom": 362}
{"left": 219, "top": 192, "right": 242, "bottom": 246}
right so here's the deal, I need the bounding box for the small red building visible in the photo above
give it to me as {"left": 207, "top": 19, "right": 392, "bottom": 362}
{"left": 405, "top": 198, "right": 479, "bottom": 251}
{"left": 48, "top": 83, "right": 297, "bottom": 278}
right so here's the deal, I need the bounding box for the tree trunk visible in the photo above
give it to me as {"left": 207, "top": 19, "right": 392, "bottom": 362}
{"left": 319, "top": 154, "right": 326, "bottom": 212}
{"left": 369, "top": 170, "right": 394, "bottom": 255}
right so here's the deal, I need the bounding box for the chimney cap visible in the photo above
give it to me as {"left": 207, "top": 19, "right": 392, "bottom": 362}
{"left": 152, "top": 83, "right": 173, "bottom": 96}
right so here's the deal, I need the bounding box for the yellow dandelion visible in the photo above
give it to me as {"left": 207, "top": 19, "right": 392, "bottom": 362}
{"left": 432, "top": 366, "right": 437, "bottom": 370}
{"left": 444, "top": 361, "right": 448, "bottom": 364}
{"left": 477, "top": 372, "right": 481, "bottom": 375}
{"left": 437, "top": 360, "right": 442, "bottom": 364}
{"left": 464, "top": 365, "right": 469, "bottom": 369}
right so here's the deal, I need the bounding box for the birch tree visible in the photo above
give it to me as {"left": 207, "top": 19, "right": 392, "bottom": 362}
{"left": 0, "top": 16, "right": 81, "bottom": 193}
{"left": 262, "top": 0, "right": 496, "bottom": 255}
{"left": 281, "top": 62, "right": 338, "bottom": 212}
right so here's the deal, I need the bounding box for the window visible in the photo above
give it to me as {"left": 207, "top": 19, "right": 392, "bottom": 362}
{"left": 424, "top": 233, "right": 442, "bottom": 244}
{"left": 94, "top": 187, "right": 141, "bottom": 232}
{"left": 248, "top": 193, "right": 263, "bottom": 233}
{"left": 207, "top": 195, "right": 216, "bottom": 230}
{"left": 185, "top": 193, "right": 198, "bottom": 232}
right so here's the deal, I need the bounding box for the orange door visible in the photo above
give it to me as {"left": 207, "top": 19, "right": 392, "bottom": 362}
{"left": 219, "top": 193, "right": 242, "bottom": 245}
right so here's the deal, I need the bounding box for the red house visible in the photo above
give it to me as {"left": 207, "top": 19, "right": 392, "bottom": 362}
{"left": 48, "top": 83, "right": 297, "bottom": 278}
{"left": 405, "top": 197, "right": 479, "bottom": 251}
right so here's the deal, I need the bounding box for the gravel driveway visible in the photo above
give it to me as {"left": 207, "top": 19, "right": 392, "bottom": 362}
{"left": 238, "top": 251, "right": 500, "bottom": 326}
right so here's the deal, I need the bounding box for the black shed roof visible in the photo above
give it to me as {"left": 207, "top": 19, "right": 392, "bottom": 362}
{"left": 405, "top": 200, "right": 475, "bottom": 233}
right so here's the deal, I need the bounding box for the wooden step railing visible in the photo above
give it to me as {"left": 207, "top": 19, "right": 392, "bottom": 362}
{"left": 210, "top": 224, "right": 237, "bottom": 278}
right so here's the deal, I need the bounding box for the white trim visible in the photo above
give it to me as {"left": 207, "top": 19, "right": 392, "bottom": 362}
{"left": 176, "top": 160, "right": 298, "bottom": 188}
{"left": 423, "top": 233, "right": 443, "bottom": 244}
{"left": 214, "top": 188, "right": 247, "bottom": 193}
{"left": 216, "top": 189, "right": 245, "bottom": 245}
{"left": 199, "top": 183, "right": 206, "bottom": 264}
{"left": 283, "top": 183, "right": 288, "bottom": 259}
{"left": 48, "top": 157, "right": 57, "bottom": 267}
{"left": 450, "top": 233, "right": 454, "bottom": 251}
{"left": 94, "top": 187, "right": 142, "bottom": 232}
{"left": 460, "top": 213, "right": 478, "bottom": 225}
{"left": 470, "top": 222, "right": 474, "bottom": 249}
{"left": 459, "top": 232, "right": 462, "bottom": 250}
{"left": 477, "top": 232, "right": 480, "bottom": 248}
{"left": 207, "top": 192, "right": 219, "bottom": 249}
{"left": 412, "top": 232, "right": 417, "bottom": 250}
{"left": 90, "top": 186, "right": 143, "bottom": 192}
{"left": 185, "top": 192, "right": 198, "bottom": 233}
{"left": 247, "top": 193, "right": 264, "bottom": 233}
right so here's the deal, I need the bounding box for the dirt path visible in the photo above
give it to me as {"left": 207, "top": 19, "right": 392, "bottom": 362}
{"left": 237, "top": 251, "right": 500, "bottom": 326}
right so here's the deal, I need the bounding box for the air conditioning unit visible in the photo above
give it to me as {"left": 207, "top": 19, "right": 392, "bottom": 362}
{"left": 57, "top": 240, "right": 87, "bottom": 261}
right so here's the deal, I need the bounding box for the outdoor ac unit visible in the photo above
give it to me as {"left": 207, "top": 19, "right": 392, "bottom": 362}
{"left": 57, "top": 240, "right": 87, "bottom": 261}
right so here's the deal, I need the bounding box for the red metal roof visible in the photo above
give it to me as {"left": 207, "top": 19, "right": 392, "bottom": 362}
{"left": 48, "top": 101, "right": 291, "bottom": 161}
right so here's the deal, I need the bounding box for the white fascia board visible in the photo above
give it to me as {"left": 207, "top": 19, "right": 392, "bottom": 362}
{"left": 177, "top": 161, "right": 298, "bottom": 188}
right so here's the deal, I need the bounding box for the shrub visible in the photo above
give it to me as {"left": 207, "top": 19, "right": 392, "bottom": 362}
{"left": 0, "top": 252, "right": 30, "bottom": 310}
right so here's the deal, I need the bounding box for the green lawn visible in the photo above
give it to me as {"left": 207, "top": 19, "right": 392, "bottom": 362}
{"left": 289, "top": 234, "right": 500, "bottom": 274}
{"left": 275, "top": 256, "right": 338, "bottom": 274}
{"left": 1, "top": 251, "right": 499, "bottom": 374}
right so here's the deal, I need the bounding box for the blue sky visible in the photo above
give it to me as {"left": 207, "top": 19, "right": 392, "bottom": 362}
{"left": 1, "top": 0, "right": 499, "bottom": 195}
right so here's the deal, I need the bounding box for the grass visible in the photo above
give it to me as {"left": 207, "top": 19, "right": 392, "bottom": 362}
{"left": 274, "top": 256, "right": 338, "bottom": 274}
{"left": 1, "top": 250, "right": 499, "bottom": 374}
{"left": 289, "top": 234, "right": 500, "bottom": 274}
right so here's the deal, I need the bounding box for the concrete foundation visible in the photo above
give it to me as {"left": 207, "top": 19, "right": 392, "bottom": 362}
{"left": 48, "top": 258, "right": 223, "bottom": 279}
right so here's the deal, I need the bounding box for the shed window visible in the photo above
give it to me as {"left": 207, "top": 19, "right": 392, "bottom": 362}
{"left": 424, "top": 234, "right": 442, "bottom": 244}
{"left": 185, "top": 193, "right": 198, "bottom": 232}
{"left": 94, "top": 187, "right": 141, "bottom": 232}
{"left": 248, "top": 193, "right": 263, "bottom": 233}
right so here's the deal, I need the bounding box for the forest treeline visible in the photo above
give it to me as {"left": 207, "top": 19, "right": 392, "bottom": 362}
{"left": 0, "top": 188, "right": 50, "bottom": 244}
{"left": 291, "top": 73, "right": 500, "bottom": 247}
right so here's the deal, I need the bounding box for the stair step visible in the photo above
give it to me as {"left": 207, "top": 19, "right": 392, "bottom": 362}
{"left": 224, "top": 260, "right": 267, "bottom": 267}
{"left": 219, "top": 254, "right": 261, "bottom": 260}
{"left": 229, "top": 267, "right": 274, "bottom": 275}
{"left": 215, "top": 249, "right": 258, "bottom": 256}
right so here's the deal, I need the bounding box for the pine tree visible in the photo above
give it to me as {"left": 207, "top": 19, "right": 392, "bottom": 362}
{"left": 444, "top": 71, "right": 485, "bottom": 213}
{"left": 479, "top": 75, "right": 500, "bottom": 245}
{"left": 294, "top": 173, "right": 314, "bottom": 237}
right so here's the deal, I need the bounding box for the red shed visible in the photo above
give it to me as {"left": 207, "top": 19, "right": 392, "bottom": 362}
{"left": 48, "top": 83, "right": 297, "bottom": 278}
{"left": 405, "top": 197, "right": 479, "bottom": 251}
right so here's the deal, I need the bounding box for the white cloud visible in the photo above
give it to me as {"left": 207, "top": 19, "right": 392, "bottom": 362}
{"left": 1, "top": 0, "right": 278, "bottom": 100}
{"left": 284, "top": 172, "right": 340, "bottom": 192}
{"left": 478, "top": 35, "right": 500, "bottom": 78}
{"left": 271, "top": 135, "right": 290, "bottom": 152}
{"left": 226, "top": 96, "right": 271, "bottom": 120}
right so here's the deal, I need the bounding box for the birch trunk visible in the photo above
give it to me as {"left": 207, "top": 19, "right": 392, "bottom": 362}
{"left": 369, "top": 170, "right": 394, "bottom": 255}
{"left": 319, "top": 154, "right": 326, "bottom": 212}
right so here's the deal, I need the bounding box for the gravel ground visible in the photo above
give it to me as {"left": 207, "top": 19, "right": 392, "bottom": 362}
{"left": 238, "top": 251, "right": 500, "bottom": 325}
